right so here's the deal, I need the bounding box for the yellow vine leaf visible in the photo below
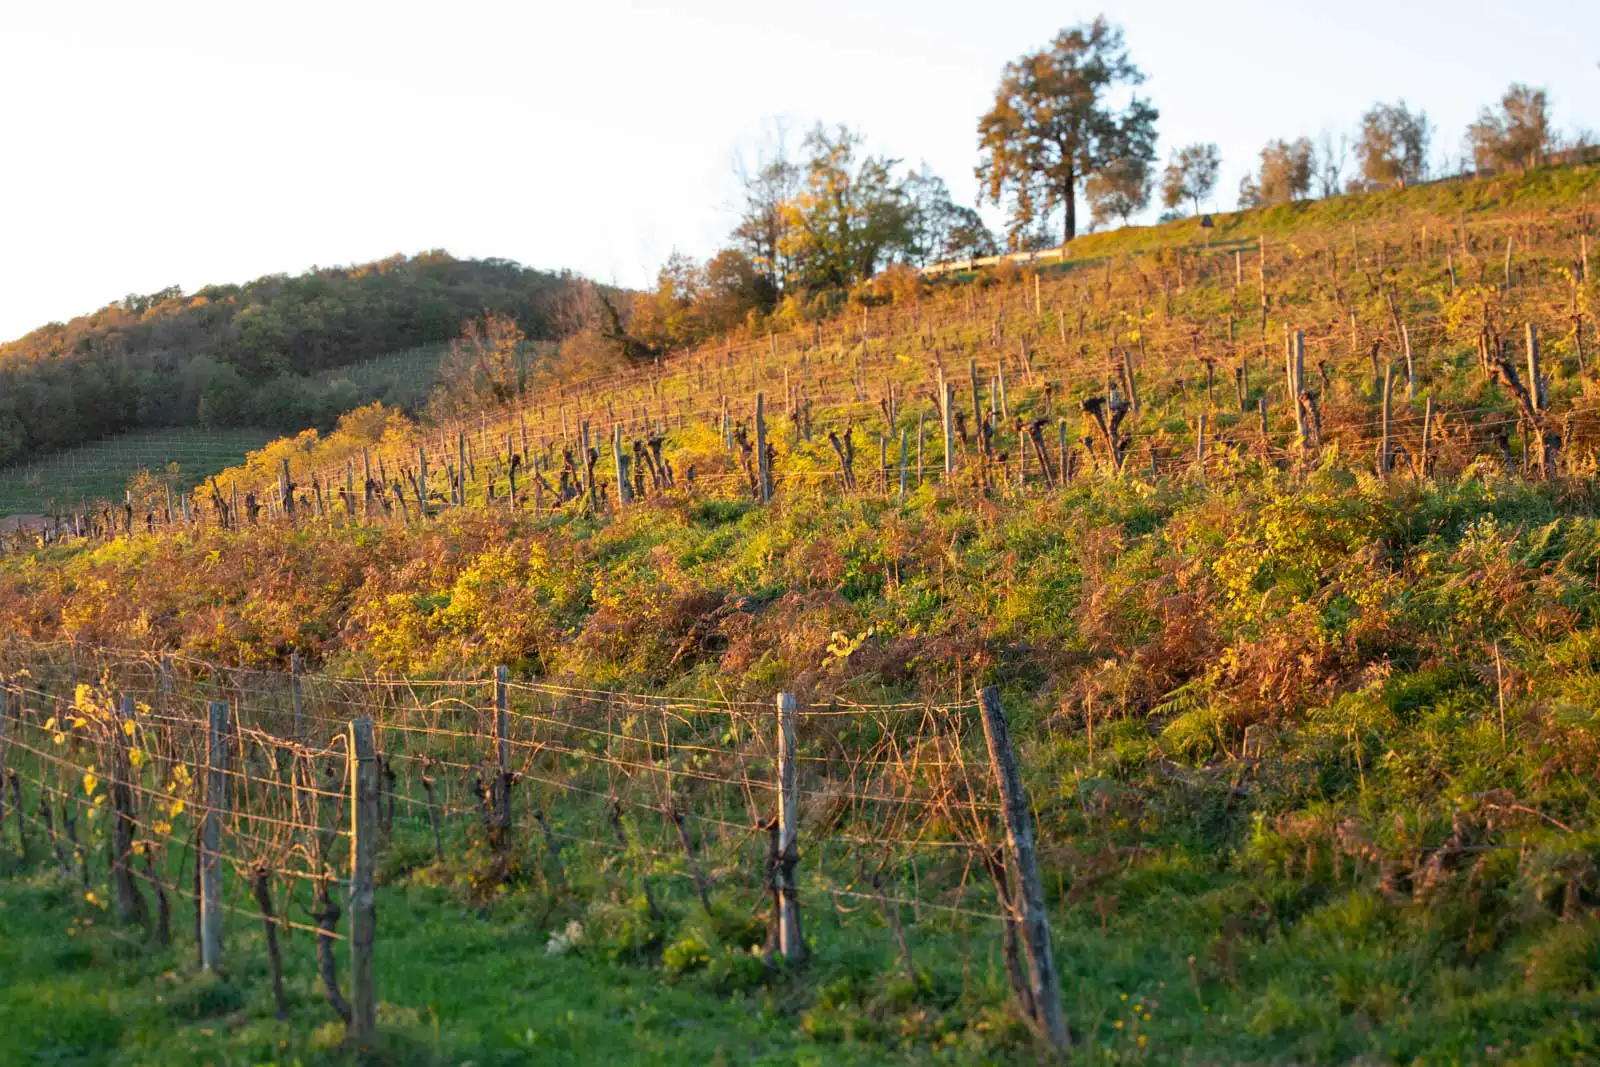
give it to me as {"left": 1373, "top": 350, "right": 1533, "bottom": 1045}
{"left": 82, "top": 769, "right": 98, "bottom": 796}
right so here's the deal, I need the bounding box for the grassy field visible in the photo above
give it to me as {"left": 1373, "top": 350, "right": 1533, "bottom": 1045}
{"left": 0, "top": 345, "right": 453, "bottom": 517}
{"left": 314, "top": 344, "right": 450, "bottom": 413}
{"left": 0, "top": 427, "right": 278, "bottom": 517}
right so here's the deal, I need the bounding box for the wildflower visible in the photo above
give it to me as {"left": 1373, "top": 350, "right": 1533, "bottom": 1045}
{"left": 545, "top": 919, "right": 585, "bottom": 956}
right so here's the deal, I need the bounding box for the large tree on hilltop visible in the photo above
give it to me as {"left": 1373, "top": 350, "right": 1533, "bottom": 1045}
{"left": 976, "top": 17, "right": 1158, "bottom": 246}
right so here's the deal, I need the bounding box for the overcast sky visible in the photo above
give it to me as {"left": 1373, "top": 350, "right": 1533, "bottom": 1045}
{"left": 2, "top": 0, "right": 1597, "bottom": 342}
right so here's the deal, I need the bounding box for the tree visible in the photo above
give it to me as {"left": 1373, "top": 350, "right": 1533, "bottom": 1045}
{"left": 1088, "top": 156, "right": 1153, "bottom": 229}
{"left": 1312, "top": 129, "right": 1348, "bottom": 199}
{"left": 698, "top": 249, "right": 776, "bottom": 330}
{"left": 429, "top": 311, "right": 527, "bottom": 418}
{"left": 903, "top": 167, "right": 998, "bottom": 264}
{"left": 1159, "top": 143, "right": 1220, "bottom": 216}
{"left": 731, "top": 127, "right": 802, "bottom": 294}
{"left": 1468, "top": 84, "right": 1551, "bottom": 173}
{"left": 1238, "top": 138, "right": 1313, "bottom": 207}
{"left": 1355, "top": 101, "right": 1431, "bottom": 188}
{"left": 944, "top": 209, "right": 1000, "bottom": 260}
{"left": 778, "top": 125, "right": 915, "bottom": 290}
{"left": 976, "top": 16, "right": 1159, "bottom": 246}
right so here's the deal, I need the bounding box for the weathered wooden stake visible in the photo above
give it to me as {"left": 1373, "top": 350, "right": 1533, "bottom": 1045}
{"left": 416, "top": 445, "right": 430, "bottom": 518}
{"left": 1420, "top": 396, "right": 1434, "bottom": 477}
{"left": 201, "top": 700, "right": 229, "bottom": 971}
{"left": 755, "top": 393, "right": 771, "bottom": 503}
{"left": 1379, "top": 364, "right": 1395, "bottom": 476}
{"left": 1287, "top": 331, "right": 1308, "bottom": 450}
{"left": 1526, "top": 323, "right": 1544, "bottom": 411}
{"left": 898, "top": 428, "right": 909, "bottom": 502}
{"left": 939, "top": 373, "right": 954, "bottom": 475}
{"left": 290, "top": 652, "right": 304, "bottom": 745}
{"left": 613, "top": 424, "right": 629, "bottom": 508}
{"left": 916, "top": 412, "right": 926, "bottom": 486}
{"left": 969, "top": 359, "right": 982, "bottom": 431}
{"left": 1402, "top": 324, "right": 1416, "bottom": 401}
{"left": 348, "top": 718, "right": 378, "bottom": 1043}
{"left": 775, "top": 693, "right": 805, "bottom": 964}
{"left": 0, "top": 689, "right": 8, "bottom": 865}
{"left": 457, "top": 432, "right": 467, "bottom": 507}
{"left": 978, "top": 686, "right": 1069, "bottom": 1050}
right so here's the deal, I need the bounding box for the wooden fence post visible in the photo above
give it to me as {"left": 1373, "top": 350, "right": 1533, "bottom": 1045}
{"left": 201, "top": 700, "right": 229, "bottom": 971}
{"left": 290, "top": 652, "right": 304, "bottom": 746}
{"left": 348, "top": 717, "right": 377, "bottom": 1042}
{"left": 0, "top": 687, "right": 8, "bottom": 866}
{"left": 1421, "top": 396, "right": 1434, "bottom": 476}
{"left": 416, "top": 446, "right": 430, "bottom": 518}
{"left": 1285, "top": 330, "right": 1307, "bottom": 451}
{"left": 934, "top": 379, "right": 947, "bottom": 470}
{"left": 492, "top": 666, "right": 511, "bottom": 850}
{"left": 613, "top": 424, "right": 629, "bottom": 508}
{"left": 1526, "top": 323, "right": 1544, "bottom": 411}
{"left": 1379, "top": 364, "right": 1395, "bottom": 476}
{"left": 775, "top": 692, "right": 806, "bottom": 963}
{"left": 755, "top": 393, "right": 771, "bottom": 503}
{"left": 1401, "top": 324, "right": 1416, "bottom": 402}
{"left": 970, "top": 359, "right": 982, "bottom": 431}
{"left": 916, "top": 412, "right": 926, "bottom": 486}
{"left": 978, "top": 685, "right": 1069, "bottom": 1051}
{"left": 1121, "top": 348, "right": 1140, "bottom": 413}
{"left": 898, "top": 428, "right": 909, "bottom": 502}
{"left": 279, "top": 459, "right": 294, "bottom": 519}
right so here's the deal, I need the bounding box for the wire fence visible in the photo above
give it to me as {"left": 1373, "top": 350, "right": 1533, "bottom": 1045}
{"left": 0, "top": 638, "right": 1076, "bottom": 1043}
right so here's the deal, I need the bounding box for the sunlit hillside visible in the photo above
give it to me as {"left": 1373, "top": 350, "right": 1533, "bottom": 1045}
{"left": 2, "top": 161, "right": 1599, "bottom": 1066}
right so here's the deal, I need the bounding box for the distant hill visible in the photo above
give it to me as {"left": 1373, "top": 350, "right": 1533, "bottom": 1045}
{"left": 0, "top": 252, "right": 587, "bottom": 467}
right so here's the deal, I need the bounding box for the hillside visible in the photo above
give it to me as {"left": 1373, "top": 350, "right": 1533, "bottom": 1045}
{"left": 0, "top": 252, "right": 582, "bottom": 470}
{"left": 2, "top": 163, "right": 1600, "bottom": 1066}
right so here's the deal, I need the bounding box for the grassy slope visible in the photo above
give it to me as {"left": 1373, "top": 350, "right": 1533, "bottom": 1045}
{"left": 4, "top": 164, "right": 1600, "bottom": 1066}
{"left": 0, "top": 345, "right": 451, "bottom": 516}
{"left": 0, "top": 427, "right": 278, "bottom": 516}
{"left": 1056, "top": 164, "right": 1600, "bottom": 263}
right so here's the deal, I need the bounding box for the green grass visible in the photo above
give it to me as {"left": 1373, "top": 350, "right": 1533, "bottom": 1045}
{"left": 0, "top": 427, "right": 278, "bottom": 516}
{"left": 1049, "top": 160, "right": 1600, "bottom": 266}
{"left": 0, "top": 346, "right": 453, "bottom": 517}
{"left": 7, "top": 819, "right": 1600, "bottom": 1067}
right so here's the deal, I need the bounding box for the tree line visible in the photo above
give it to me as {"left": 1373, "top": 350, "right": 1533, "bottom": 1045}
{"left": 0, "top": 253, "right": 585, "bottom": 469}
{"left": 604, "top": 15, "right": 1588, "bottom": 363}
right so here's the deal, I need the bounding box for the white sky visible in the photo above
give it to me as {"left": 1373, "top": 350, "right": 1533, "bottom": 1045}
{"left": 2, "top": 0, "right": 1597, "bottom": 343}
